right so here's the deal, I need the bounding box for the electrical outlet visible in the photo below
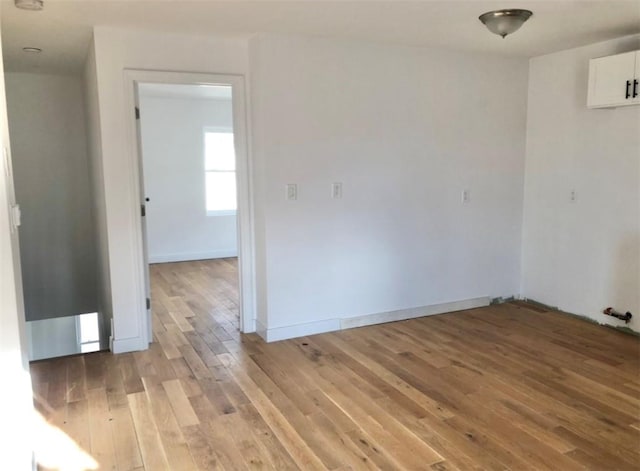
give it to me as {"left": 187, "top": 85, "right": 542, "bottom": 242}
{"left": 570, "top": 189, "right": 576, "bottom": 202}
{"left": 331, "top": 182, "right": 342, "bottom": 199}
{"left": 462, "top": 189, "right": 470, "bottom": 204}
{"left": 286, "top": 183, "right": 297, "bottom": 201}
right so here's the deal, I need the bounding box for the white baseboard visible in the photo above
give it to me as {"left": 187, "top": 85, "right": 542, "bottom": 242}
{"left": 111, "top": 336, "right": 148, "bottom": 354}
{"left": 243, "top": 318, "right": 257, "bottom": 334}
{"left": 149, "top": 249, "right": 237, "bottom": 264}
{"left": 258, "top": 296, "right": 491, "bottom": 343}
{"left": 340, "top": 296, "right": 490, "bottom": 330}
{"left": 256, "top": 319, "right": 268, "bottom": 341}
{"left": 259, "top": 318, "right": 341, "bottom": 343}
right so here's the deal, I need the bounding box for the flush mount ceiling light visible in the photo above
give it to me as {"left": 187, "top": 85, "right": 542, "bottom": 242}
{"left": 479, "top": 9, "right": 533, "bottom": 38}
{"left": 15, "top": 0, "right": 43, "bottom": 11}
{"left": 22, "top": 47, "right": 42, "bottom": 53}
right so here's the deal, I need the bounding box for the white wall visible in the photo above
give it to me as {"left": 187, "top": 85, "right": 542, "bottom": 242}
{"left": 0, "top": 20, "right": 35, "bottom": 470}
{"left": 91, "top": 27, "right": 638, "bottom": 348}
{"left": 91, "top": 27, "right": 249, "bottom": 352}
{"left": 138, "top": 93, "right": 237, "bottom": 263}
{"left": 5, "top": 73, "right": 98, "bottom": 322}
{"left": 250, "top": 34, "right": 529, "bottom": 338}
{"left": 522, "top": 35, "right": 640, "bottom": 332}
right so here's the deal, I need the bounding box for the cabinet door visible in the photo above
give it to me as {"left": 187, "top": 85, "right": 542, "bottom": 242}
{"left": 587, "top": 50, "right": 637, "bottom": 108}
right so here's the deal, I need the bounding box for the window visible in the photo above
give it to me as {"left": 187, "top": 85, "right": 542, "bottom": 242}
{"left": 205, "top": 129, "right": 237, "bottom": 216}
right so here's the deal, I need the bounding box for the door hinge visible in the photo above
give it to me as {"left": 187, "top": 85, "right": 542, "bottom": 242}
{"left": 135, "top": 107, "right": 140, "bottom": 120}
{"left": 146, "top": 298, "right": 151, "bottom": 310}
{"left": 141, "top": 204, "right": 146, "bottom": 217}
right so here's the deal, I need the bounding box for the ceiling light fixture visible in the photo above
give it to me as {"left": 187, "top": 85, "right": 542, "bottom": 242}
{"left": 479, "top": 9, "right": 533, "bottom": 38}
{"left": 22, "top": 47, "right": 42, "bottom": 53}
{"left": 15, "top": 0, "right": 43, "bottom": 11}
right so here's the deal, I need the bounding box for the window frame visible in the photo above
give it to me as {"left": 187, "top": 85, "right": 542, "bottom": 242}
{"left": 203, "top": 126, "right": 238, "bottom": 217}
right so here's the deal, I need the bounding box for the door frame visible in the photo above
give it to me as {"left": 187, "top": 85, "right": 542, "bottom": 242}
{"left": 123, "top": 69, "right": 256, "bottom": 339}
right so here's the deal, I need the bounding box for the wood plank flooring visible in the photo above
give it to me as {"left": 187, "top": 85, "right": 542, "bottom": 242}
{"left": 31, "top": 258, "right": 640, "bottom": 470}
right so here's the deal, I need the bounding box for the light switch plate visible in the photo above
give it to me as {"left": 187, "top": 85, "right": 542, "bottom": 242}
{"left": 286, "top": 183, "right": 297, "bottom": 201}
{"left": 10, "top": 204, "right": 20, "bottom": 233}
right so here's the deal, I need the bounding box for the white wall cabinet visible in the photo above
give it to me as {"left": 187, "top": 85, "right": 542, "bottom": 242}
{"left": 587, "top": 50, "right": 640, "bottom": 108}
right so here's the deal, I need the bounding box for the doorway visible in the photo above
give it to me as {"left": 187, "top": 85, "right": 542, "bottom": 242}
{"left": 138, "top": 83, "right": 238, "bottom": 265}
{"left": 125, "top": 71, "right": 254, "bottom": 343}
{"left": 4, "top": 72, "right": 105, "bottom": 360}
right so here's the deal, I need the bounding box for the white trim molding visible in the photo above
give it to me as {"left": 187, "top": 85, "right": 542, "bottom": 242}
{"left": 258, "top": 296, "right": 491, "bottom": 343}
{"left": 259, "top": 318, "right": 342, "bottom": 343}
{"left": 123, "top": 69, "right": 256, "bottom": 349}
{"left": 111, "top": 335, "right": 149, "bottom": 354}
{"left": 149, "top": 250, "right": 238, "bottom": 264}
{"left": 340, "top": 296, "right": 490, "bottom": 330}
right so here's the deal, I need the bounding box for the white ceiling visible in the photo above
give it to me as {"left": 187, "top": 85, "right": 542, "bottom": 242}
{"left": 2, "top": 0, "right": 639, "bottom": 74}
{"left": 139, "top": 82, "right": 232, "bottom": 100}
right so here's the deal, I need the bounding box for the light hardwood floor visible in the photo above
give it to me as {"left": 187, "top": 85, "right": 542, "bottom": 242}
{"left": 31, "top": 259, "right": 640, "bottom": 470}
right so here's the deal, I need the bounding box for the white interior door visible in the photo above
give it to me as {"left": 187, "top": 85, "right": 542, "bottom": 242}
{"left": 133, "top": 85, "right": 153, "bottom": 341}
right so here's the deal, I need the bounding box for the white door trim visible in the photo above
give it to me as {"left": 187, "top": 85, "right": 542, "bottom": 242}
{"left": 123, "top": 69, "right": 256, "bottom": 339}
